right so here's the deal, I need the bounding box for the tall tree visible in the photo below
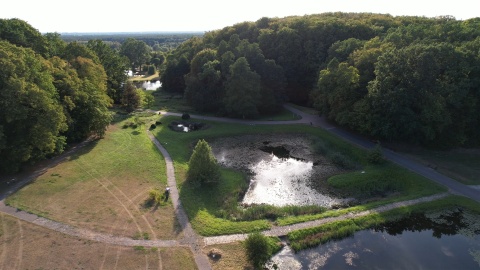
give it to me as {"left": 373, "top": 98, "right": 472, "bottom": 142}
{"left": 224, "top": 57, "right": 261, "bottom": 118}
{"left": 121, "top": 81, "right": 141, "bottom": 113}
{"left": 187, "top": 139, "right": 220, "bottom": 185}
{"left": 0, "top": 41, "right": 67, "bottom": 172}
{"left": 0, "top": 18, "right": 49, "bottom": 57}
{"left": 49, "top": 56, "right": 112, "bottom": 142}
{"left": 87, "top": 39, "right": 129, "bottom": 103}
{"left": 311, "top": 58, "right": 360, "bottom": 126}
{"left": 120, "top": 38, "right": 151, "bottom": 72}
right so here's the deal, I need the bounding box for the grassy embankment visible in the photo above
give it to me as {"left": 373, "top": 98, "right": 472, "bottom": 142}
{"left": 287, "top": 195, "right": 480, "bottom": 252}
{"left": 152, "top": 113, "right": 446, "bottom": 236}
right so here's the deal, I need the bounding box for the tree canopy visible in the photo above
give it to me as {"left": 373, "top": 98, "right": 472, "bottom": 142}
{"left": 160, "top": 12, "right": 480, "bottom": 147}
{"left": 0, "top": 19, "right": 123, "bottom": 173}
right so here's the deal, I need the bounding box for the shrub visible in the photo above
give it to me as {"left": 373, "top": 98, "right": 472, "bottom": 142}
{"left": 244, "top": 232, "right": 271, "bottom": 269}
{"left": 148, "top": 65, "right": 156, "bottom": 75}
{"left": 367, "top": 143, "right": 384, "bottom": 164}
{"left": 182, "top": 113, "right": 190, "bottom": 120}
{"left": 149, "top": 124, "right": 156, "bottom": 130}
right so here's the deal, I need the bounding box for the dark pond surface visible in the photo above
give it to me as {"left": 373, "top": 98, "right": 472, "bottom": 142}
{"left": 273, "top": 210, "right": 480, "bottom": 269}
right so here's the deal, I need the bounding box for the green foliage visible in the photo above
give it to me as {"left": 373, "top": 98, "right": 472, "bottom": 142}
{"left": 244, "top": 232, "right": 271, "bottom": 269}
{"left": 224, "top": 57, "right": 261, "bottom": 118}
{"left": 87, "top": 39, "right": 129, "bottom": 103}
{"left": 160, "top": 13, "right": 480, "bottom": 147}
{"left": 0, "top": 41, "right": 67, "bottom": 172}
{"left": 187, "top": 139, "right": 221, "bottom": 185}
{"left": 0, "top": 18, "right": 49, "bottom": 57}
{"left": 121, "top": 81, "right": 141, "bottom": 112}
{"left": 120, "top": 38, "right": 151, "bottom": 71}
{"left": 311, "top": 137, "right": 362, "bottom": 169}
{"left": 367, "top": 144, "right": 384, "bottom": 164}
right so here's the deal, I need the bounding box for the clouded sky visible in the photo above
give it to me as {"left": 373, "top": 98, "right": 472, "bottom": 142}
{"left": 1, "top": 0, "right": 478, "bottom": 33}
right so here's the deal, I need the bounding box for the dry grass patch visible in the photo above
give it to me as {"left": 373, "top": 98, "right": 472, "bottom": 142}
{"left": 6, "top": 119, "right": 181, "bottom": 239}
{"left": 0, "top": 213, "right": 195, "bottom": 269}
{"left": 204, "top": 242, "right": 252, "bottom": 270}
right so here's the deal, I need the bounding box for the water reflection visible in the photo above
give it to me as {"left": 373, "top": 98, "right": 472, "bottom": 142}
{"left": 242, "top": 155, "right": 346, "bottom": 207}
{"left": 142, "top": 80, "right": 161, "bottom": 90}
{"left": 270, "top": 210, "right": 480, "bottom": 269}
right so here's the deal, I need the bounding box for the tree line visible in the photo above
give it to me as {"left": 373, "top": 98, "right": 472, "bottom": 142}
{"left": 160, "top": 12, "right": 480, "bottom": 148}
{"left": 0, "top": 19, "right": 160, "bottom": 173}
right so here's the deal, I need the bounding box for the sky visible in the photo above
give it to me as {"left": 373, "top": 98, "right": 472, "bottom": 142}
{"left": 1, "top": 0, "right": 479, "bottom": 33}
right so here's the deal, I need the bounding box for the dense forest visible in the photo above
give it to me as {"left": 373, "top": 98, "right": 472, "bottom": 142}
{"left": 160, "top": 12, "right": 480, "bottom": 148}
{"left": 0, "top": 19, "right": 158, "bottom": 173}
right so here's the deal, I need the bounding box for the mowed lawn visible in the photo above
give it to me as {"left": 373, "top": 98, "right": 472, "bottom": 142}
{"left": 6, "top": 116, "right": 180, "bottom": 240}
{"left": 0, "top": 213, "right": 197, "bottom": 269}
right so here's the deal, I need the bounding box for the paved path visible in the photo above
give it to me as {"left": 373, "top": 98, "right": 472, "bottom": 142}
{"left": 147, "top": 131, "right": 212, "bottom": 270}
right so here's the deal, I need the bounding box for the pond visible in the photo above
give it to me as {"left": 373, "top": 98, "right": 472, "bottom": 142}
{"left": 210, "top": 134, "right": 351, "bottom": 208}
{"left": 270, "top": 210, "right": 480, "bottom": 269}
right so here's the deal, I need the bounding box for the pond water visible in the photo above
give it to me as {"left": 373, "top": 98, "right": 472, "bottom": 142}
{"left": 270, "top": 210, "right": 480, "bottom": 269}
{"left": 211, "top": 135, "right": 349, "bottom": 208}
{"left": 142, "top": 80, "right": 161, "bottom": 90}
{"left": 242, "top": 154, "right": 345, "bottom": 207}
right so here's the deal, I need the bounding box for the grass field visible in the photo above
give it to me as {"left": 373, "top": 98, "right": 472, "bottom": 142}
{"left": 6, "top": 113, "right": 180, "bottom": 240}
{"left": 398, "top": 147, "right": 480, "bottom": 185}
{"left": 0, "top": 213, "right": 197, "bottom": 269}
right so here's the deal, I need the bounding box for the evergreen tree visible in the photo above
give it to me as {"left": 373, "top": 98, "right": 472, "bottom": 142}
{"left": 187, "top": 139, "right": 220, "bottom": 185}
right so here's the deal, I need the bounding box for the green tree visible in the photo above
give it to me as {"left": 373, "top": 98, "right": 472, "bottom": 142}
{"left": 244, "top": 232, "right": 271, "bottom": 269}
{"left": 121, "top": 81, "right": 141, "bottom": 112}
{"left": 87, "top": 39, "right": 129, "bottom": 103}
{"left": 0, "top": 41, "right": 67, "bottom": 173}
{"left": 311, "top": 58, "right": 360, "bottom": 126}
{"left": 0, "top": 18, "right": 49, "bottom": 57}
{"left": 224, "top": 57, "right": 261, "bottom": 118}
{"left": 186, "top": 139, "right": 220, "bottom": 185}
{"left": 49, "top": 56, "right": 112, "bottom": 142}
{"left": 120, "top": 38, "right": 151, "bottom": 72}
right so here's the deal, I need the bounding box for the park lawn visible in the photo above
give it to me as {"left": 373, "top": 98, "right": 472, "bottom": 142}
{"left": 152, "top": 115, "right": 445, "bottom": 235}
{"left": 398, "top": 147, "right": 480, "bottom": 185}
{"left": 6, "top": 114, "right": 180, "bottom": 240}
{"left": 0, "top": 213, "right": 197, "bottom": 269}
